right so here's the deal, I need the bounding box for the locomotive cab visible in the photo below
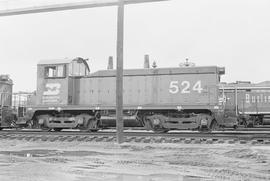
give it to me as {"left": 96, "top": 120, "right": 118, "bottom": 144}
{"left": 29, "top": 58, "right": 94, "bottom": 130}
{"left": 36, "top": 57, "right": 89, "bottom": 106}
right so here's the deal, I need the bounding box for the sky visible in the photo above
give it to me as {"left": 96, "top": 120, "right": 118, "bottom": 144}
{"left": 0, "top": 0, "right": 270, "bottom": 92}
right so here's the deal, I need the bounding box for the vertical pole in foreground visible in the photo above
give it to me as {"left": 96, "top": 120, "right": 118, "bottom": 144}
{"left": 116, "top": 0, "right": 124, "bottom": 144}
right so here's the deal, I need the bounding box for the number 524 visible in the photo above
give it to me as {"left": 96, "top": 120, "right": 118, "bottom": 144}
{"left": 169, "top": 80, "right": 203, "bottom": 94}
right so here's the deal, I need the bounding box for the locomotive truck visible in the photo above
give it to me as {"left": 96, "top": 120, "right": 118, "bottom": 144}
{"left": 0, "top": 75, "right": 14, "bottom": 129}
{"left": 22, "top": 57, "right": 238, "bottom": 132}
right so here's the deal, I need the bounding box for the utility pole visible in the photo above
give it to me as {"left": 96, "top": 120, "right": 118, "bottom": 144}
{"left": 116, "top": 0, "right": 124, "bottom": 143}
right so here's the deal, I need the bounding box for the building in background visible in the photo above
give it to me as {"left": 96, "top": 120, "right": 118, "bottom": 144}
{"left": 12, "top": 91, "right": 35, "bottom": 118}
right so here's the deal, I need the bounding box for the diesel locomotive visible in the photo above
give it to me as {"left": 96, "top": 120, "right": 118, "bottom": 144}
{"left": 220, "top": 81, "right": 270, "bottom": 127}
{"left": 21, "top": 57, "right": 240, "bottom": 132}
{"left": 0, "top": 75, "right": 14, "bottom": 129}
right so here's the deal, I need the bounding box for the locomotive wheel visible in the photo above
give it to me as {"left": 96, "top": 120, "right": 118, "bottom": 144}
{"left": 143, "top": 118, "right": 153, "bottom": 131}
{"left": 76, "top": 114, "right": 93, "bottom": 131}
{"left": 78, "top": 115, "right": 99, "bottom": 132}
{"left": 153, "top": 128, "right": 169, "bottom": 133}
{"left": 145, "top": 116, "right": 169, "bottom": 133}
{"left": 53, "top": 128, "right": 62, "bottom": 132}
{"left": 40, "top": 125, "right": 50, "bottom": 132}
{"left": 246, "top": 122, "right": 254, "bottom": 128}
{"left": 254, "top": 119, "right": 261, "bottom": 126}
{"left": 36, "top": 115, "right": 51, "bottom": 131}
{"left": 26, "top": 120, "right": 33, "bottom": 129}
{"left": 88, "top": 118, "right": 99, "bottom": 132}
{"left": 210, "top": 120, "right": 219, "bottom": 131}
{"left": 90, "top": 128, "right": 98, "bottom": 132}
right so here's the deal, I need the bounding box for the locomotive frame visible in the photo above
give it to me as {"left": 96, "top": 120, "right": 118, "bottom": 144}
{"left": 21, "top": 57, "right": 239, "bottom": 132}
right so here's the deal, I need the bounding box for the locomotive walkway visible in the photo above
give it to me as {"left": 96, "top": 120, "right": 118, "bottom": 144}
{"left": 0, "top": 129, "right": 270, "bottom": 144}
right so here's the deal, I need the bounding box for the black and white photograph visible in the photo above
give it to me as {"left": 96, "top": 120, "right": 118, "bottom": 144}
{"left": 0, "top": 0, "right": 270, "bottom": 180}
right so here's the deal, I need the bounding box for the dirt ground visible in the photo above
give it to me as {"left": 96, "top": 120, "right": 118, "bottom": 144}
{"left": 0, "top": 140, "right": 269, "bottom": 181}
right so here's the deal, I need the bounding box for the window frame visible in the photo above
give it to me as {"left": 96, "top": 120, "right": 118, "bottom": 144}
{"left": 44, "top": 64, "right": 66, "bottom": 78}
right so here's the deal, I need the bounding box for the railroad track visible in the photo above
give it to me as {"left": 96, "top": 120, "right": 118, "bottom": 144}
{"left": 0, "top": 129, "right": 270, "bottom": 144}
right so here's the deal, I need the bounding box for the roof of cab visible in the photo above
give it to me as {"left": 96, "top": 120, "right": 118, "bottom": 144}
{"left": 38, "top": 58, "right": 73, "bottom": 65}
{"left": 38, "top": 57, "right": 90, "bottom": 72}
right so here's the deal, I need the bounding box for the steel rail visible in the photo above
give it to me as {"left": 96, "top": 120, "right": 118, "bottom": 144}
{"left": 0, "top": 129, "right": 269, "bottom": 139}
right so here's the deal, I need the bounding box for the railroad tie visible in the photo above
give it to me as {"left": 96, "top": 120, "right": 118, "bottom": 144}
{"left": 239, "top": 140, "right": 247, "bottom": 144}
{"left": 41, "top": 136, "right": 49, "bottom": 141}
{"left": 205, "top": 139, "right": 214, "bottom": 144}
{"left": 184, "top": 138, "right": 192, "bottom": 144}
{"left": 95, "top": 136, "right": 106, "bottom": 142}
{"left": 67, "top": 136, "right": 80, "bottom": 142}
{"left": 105, "top": 136, "right": 115, "bottom": 142}
{"left": 17, "top": 135, "right": 27, "bottom": 140}
{"left": 171, "top": 138, "right": 181, "bottom": 143}
{"left": 193, "top": 139, "right": 202, "bottom": 144}
{"left": 124, "top": 136, "right": 133, "bottom": 142}
{"left": 7, "top": 135, "right": 17, "bottom": 140}
{"left": 85, "top": 136, "right": 97, "bottom": 142}
{"left": 227, "top": 139, "right": 237, "bottom": 144}
{"left": 0, "top": 135, "right": 9, "bottom": 139}
{"left": 257, "top": 139, "right": 265, "bottom": 144}
{"left": 217, "top": 140, "right": 225, "bottom": 144}
{"left": 77, "top": 136, "right": 88, "bottom": 142}
{"left": 32, "top": 136, "right": 42, "bottom": 141}
{"left": 23, "top": 137, "right": 33, "bottom": 141}
{"left": 164, "top": 138, "right": 175, "bottom": 143}
{"left": 250, "top": 139, "right": 265, "bottom": 145}
{"left": 48, "top": 136, "right": 59, "bottom": 142}
{"left": 58, "top": 136, "right": 71, "bottom": 142}
{"left": 134, "top": 137, "right": 144, "bottom": 142}
{"left": 143, "top": 138, "right": 151, "bottom": 143}
{"left": 154, "top": 137, "right": 166, "bottom": 143}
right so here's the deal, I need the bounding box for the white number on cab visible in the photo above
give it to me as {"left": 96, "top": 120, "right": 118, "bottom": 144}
{"left": 169, "top": 81, "right": 179, "bottom": 94}
{"left": 169, "top": 80, "right": 202, "bottom": 94}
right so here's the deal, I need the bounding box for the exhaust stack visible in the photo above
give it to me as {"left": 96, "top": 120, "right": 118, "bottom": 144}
{"left": 107, "top": 56, "right": 113, "bottom": 70}
{"left": 144, "top": 54, "right": 150, "bottom": 68}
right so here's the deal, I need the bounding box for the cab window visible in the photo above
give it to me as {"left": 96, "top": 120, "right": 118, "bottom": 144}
{"left": 45, "top": 65, "right": 65, "bottom": 78}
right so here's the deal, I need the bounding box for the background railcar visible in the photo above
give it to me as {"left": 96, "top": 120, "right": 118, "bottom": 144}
{"left": 25, "top": 57, "right": 236, "bottom": 132}
{"left": 220, "top": 81, "right": 270, "bottom": 127}
{"left": 0, "top": 75, "right": 14, "bottom": 129}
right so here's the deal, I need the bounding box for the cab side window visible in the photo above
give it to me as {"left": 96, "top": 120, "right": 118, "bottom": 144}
{"left": 45, "top": 65, "right": 65, "bottom": 78}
